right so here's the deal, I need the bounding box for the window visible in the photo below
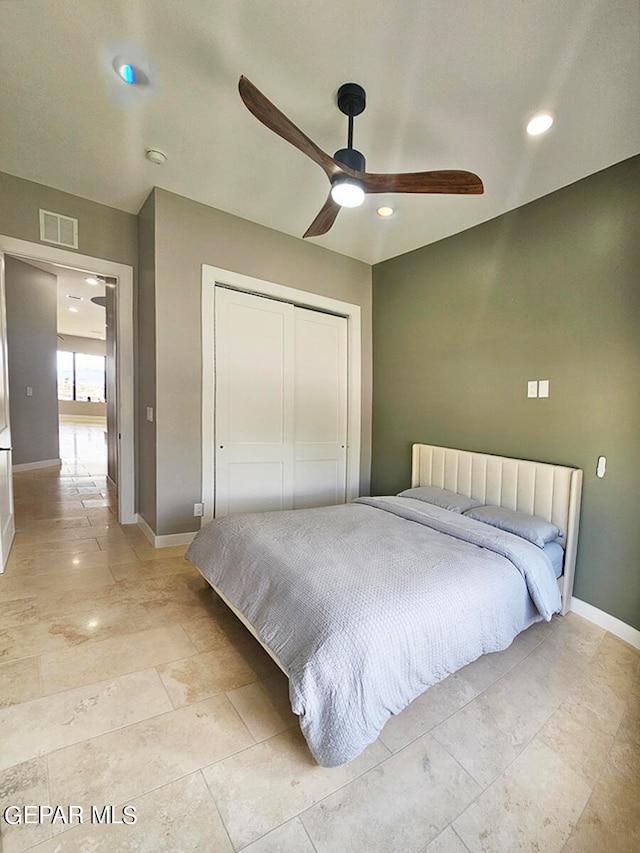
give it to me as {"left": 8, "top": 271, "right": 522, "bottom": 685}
{"left": 57, "top": 351, "right": 106, "bottom": 403}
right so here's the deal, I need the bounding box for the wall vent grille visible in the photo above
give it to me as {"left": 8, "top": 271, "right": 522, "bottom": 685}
{"left": 39, "top": 209, "right": 78, "bottom": 248}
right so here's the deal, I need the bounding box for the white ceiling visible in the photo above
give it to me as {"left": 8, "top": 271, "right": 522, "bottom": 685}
{"left": 0, "top": 0, "right": 638, "bottom": 265}
{"left": 13, "top": 258, "right": 108, "bottom": 340}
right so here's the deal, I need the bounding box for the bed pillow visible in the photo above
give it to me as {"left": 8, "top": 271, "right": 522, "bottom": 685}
{"left": 463, "top": 504, "right": 562, "bottom": 548}
{"left": 544, "top": 540, "right": 565, "bottom": 578}
{"left": 397, "top": 486, "right": 481, "bottom": 514}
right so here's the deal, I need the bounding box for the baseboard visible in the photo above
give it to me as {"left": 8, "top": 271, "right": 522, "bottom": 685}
{"left": 58, "top": 415, "right": 107, "bottom": 424}
{"left": 571, "top": 597, "right": 640, "bottom": 650}
{"left": 13, "top": 458, "right": 61, "bottom": 472}
{"left": 137, "top": 515, "right": 197, "bottom": 549}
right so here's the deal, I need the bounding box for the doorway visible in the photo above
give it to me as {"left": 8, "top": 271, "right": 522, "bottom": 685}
{"left": 0, "top": 236, "right": 134, "bottom": 571}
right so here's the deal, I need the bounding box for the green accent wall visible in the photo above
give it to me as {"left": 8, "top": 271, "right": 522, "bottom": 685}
{"left": 372, "top": 155, "right": 640, "bottom": 631}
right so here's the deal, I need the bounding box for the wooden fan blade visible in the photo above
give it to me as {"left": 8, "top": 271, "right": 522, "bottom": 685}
{"left": 362, "top": 170, "right": 483, "bottom": 195}
{"left": 239, "top": 76, "right": 343, "bottom": 180}
{"left": 303, "top": 195, "right": 341, "bottom": 238}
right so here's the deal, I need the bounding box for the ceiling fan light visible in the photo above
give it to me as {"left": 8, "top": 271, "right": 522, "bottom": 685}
{"left": 331, "top": 178, "right": 365, "bottom": 208}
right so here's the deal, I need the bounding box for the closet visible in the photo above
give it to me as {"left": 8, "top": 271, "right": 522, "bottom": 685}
{"left": 214, "top": 286, "right": 348, "bottom": 517}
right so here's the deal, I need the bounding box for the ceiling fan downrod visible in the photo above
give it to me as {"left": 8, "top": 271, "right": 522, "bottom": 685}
{"left": 334, "top": 82, "right": 366, "bottom": 172}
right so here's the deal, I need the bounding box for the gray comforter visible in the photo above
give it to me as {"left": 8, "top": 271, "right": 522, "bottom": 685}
{"left": 185, "top": 497, "right": 561, "bottom": 767}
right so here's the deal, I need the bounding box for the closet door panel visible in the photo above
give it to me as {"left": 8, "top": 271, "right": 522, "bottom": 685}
{"left": 215, "top": 288, "right": 294, "bottom": 517}
{"left": 293, "top": 308, "right": 348, "bottom": 509}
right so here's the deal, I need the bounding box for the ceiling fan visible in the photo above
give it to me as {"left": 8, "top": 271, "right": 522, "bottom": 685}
{"left": 238, "top": 75, "right": 483, "bottom": 238}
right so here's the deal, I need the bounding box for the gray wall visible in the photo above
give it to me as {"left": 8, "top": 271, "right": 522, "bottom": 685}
{"left": 371, "top": 155, "right": 640, "bottom": 630}
{"left": 5, "top": 257, "right": 59, "bottom": 466}
{"left": 137, "top": 192, "right": 157, "bottom": 531}
{"left": 0, "top": 171, "right": 137, "bottom": 267}
{"left": 146, "top": 188, "right": 372, "bottom": 536}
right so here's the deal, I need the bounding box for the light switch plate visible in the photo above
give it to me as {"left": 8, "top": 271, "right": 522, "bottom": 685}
{"left": 146, "top": 407, "right": 154, "bottom": 422}
{"left": 527, "top": 380, "right": 538, "bottom": 398}
{"left": 538, "top": 379, "right": 549, "bottom": 398}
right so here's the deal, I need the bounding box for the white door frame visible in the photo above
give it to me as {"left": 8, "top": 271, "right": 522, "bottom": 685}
{"left": 201, "top": 264, "right": 361, "bottom": 525}
{"left": 0, "top": 235, "right": 135, "bottom": 524}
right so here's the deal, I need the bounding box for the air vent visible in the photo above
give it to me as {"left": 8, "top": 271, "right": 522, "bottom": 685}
{"left": 39, "top": 209, "right": 78, "bottom": 248}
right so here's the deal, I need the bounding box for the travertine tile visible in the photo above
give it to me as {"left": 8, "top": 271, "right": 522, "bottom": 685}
{"left": 41, "top": 624, "right": 197, "bottom": 694}
{"left": 203, "top": 728, "right": 390, "bottom": 849}
{"left": 0, "top": 655, "right": 41, "bottom": 708}
{"left": 227, "top": 680, "right": 298, "bottom": 741}
{"left": 558, "top": 670, "right": 627, "bottom": 736}
{"left": 562, "top": 760, "right": 640, "bottom": 852}
{"left": 28, "top": 771, "right": 233, "bottom": 852}
{"left": 537, "top": 704, "right": 615, "bottom": 786}
{"left": 0, "top": 597, "right": 38, "bottom": 629}
{"left": 241, "top": 817, "right": 316, "bottom": 853}
{"left": 1, "top": 602, "right": 198, "bottom": 664}
{"left": 301, "top": 734, "right": 481, "bottom": 853}
{"left": 380, "top": 673, "right": 478, "bottom": 753}
{"left": 544, "top": 612, "right": 606, "bottom": 661}
{"left": 453, "top": 739, "right": 592, "bottom": 852}
{"left": 0, "top": 668, "right": 172, "bottom": 770}
{"left": 457, "top": 624, "right": 543, "bottom": 692}
{"left": 0, "top": 757, "right": 52, "bottom": 852}
{"left": 47, "top": 696, "right": 254, "bottom": 810}
{"left": 0, "top": 565, "right": 116, "bottom": 600}
{"left": 133, "top": 544, "right": 188, "bottom": 561}
{"left": 157, "top": 646, "right": 259, "bottom": 707}
{"left": 607, "top": 704, "right": 640, "bottom": 783}
{"left": 181, "top": 611, "right": 255, "bottom": 652}
{"left": 12, "top": 524, "right": 112, "bottom": 546}
{"left": 431, "top": 662, "right": 558, "bottom": 786}
{"left": 585, "top": 632, "right": 640, "bottom": 701}
{"left": 9, "top": 537, "right": 100, "bottom": 557}
{"left": 15, "top": 516, "right": 91, "bottom": 532}
{"left": 422, "top": 826, "right": 469, "bottom": 853}
{"left": 109, "top": 556, "right": 195, "bottom": 581}
{"left": 5, "top": 545, "right": 138, "bottom": 575}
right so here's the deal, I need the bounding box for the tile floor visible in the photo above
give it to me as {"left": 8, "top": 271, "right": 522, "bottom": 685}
{"left": 0, "top": 422, "right": 638, "bottom": 852}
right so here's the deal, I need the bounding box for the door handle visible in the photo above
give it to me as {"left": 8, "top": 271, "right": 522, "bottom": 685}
{"left": 0, "top": 447, "right": 11, "bottom": 451}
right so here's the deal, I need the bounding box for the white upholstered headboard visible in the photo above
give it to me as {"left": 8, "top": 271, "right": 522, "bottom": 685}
{"left": 411, "top": 444, "right": 583, "bottom": 615}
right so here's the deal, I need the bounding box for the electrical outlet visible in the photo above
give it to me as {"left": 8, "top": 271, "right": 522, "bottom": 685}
{"left": 146, "top": 407, "right": 154, "bottom": 422}
{"left": 26, "top": 386, "right": 33, "bottom": 397}
{"left": 193, "top": 502, "right": 204, "bottom": 517}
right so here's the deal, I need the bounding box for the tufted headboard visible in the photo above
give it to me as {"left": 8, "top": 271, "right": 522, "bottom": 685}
{"left": 411, "top": 444, "right": 583, "bottom": 615}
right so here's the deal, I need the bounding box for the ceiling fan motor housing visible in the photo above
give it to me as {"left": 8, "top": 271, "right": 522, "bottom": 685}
{"left": 334, "top": 147, "right": 366, "bottom": 172}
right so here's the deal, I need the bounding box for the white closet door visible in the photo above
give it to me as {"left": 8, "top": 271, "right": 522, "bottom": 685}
{"left": 293, "top": 307, "right": 347, "bottom": 509}
{"left": 215, "top": 288, "right": 294, "bottom": 517}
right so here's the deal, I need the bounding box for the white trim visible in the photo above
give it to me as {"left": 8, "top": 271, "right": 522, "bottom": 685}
{"left": 201, "top": 265, "right": 362, "bottom": 526}
{"left": 571, "top": 597, "right": 640, "bottom": 650}
{"left": 137, "top": 514, "right": 196, "bottom": 548}
{"left": 0, "top": 235, "right": 135, "bottom": 524}
{"left": 58, "top": 414, "right": 107, "bottom": 424}
{"left": 13, "top": 458, "right": 61, "bottom": 472}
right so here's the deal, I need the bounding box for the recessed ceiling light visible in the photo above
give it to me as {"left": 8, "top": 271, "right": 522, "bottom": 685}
{"left": 377, "top": 206, "right": 394, "bottom": 218}
{"left": 526, "top": 112, "right": 554, "bottom": 136}
{"left": 85, "top": 277, "right": 98, "bottom": 285}
{"left": 68, "top": 307, "right": 79, "bottom": 313}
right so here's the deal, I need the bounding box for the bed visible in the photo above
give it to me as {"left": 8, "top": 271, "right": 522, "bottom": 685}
{"left": 186, "top": 444, "right": 583, "bottom": 767}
